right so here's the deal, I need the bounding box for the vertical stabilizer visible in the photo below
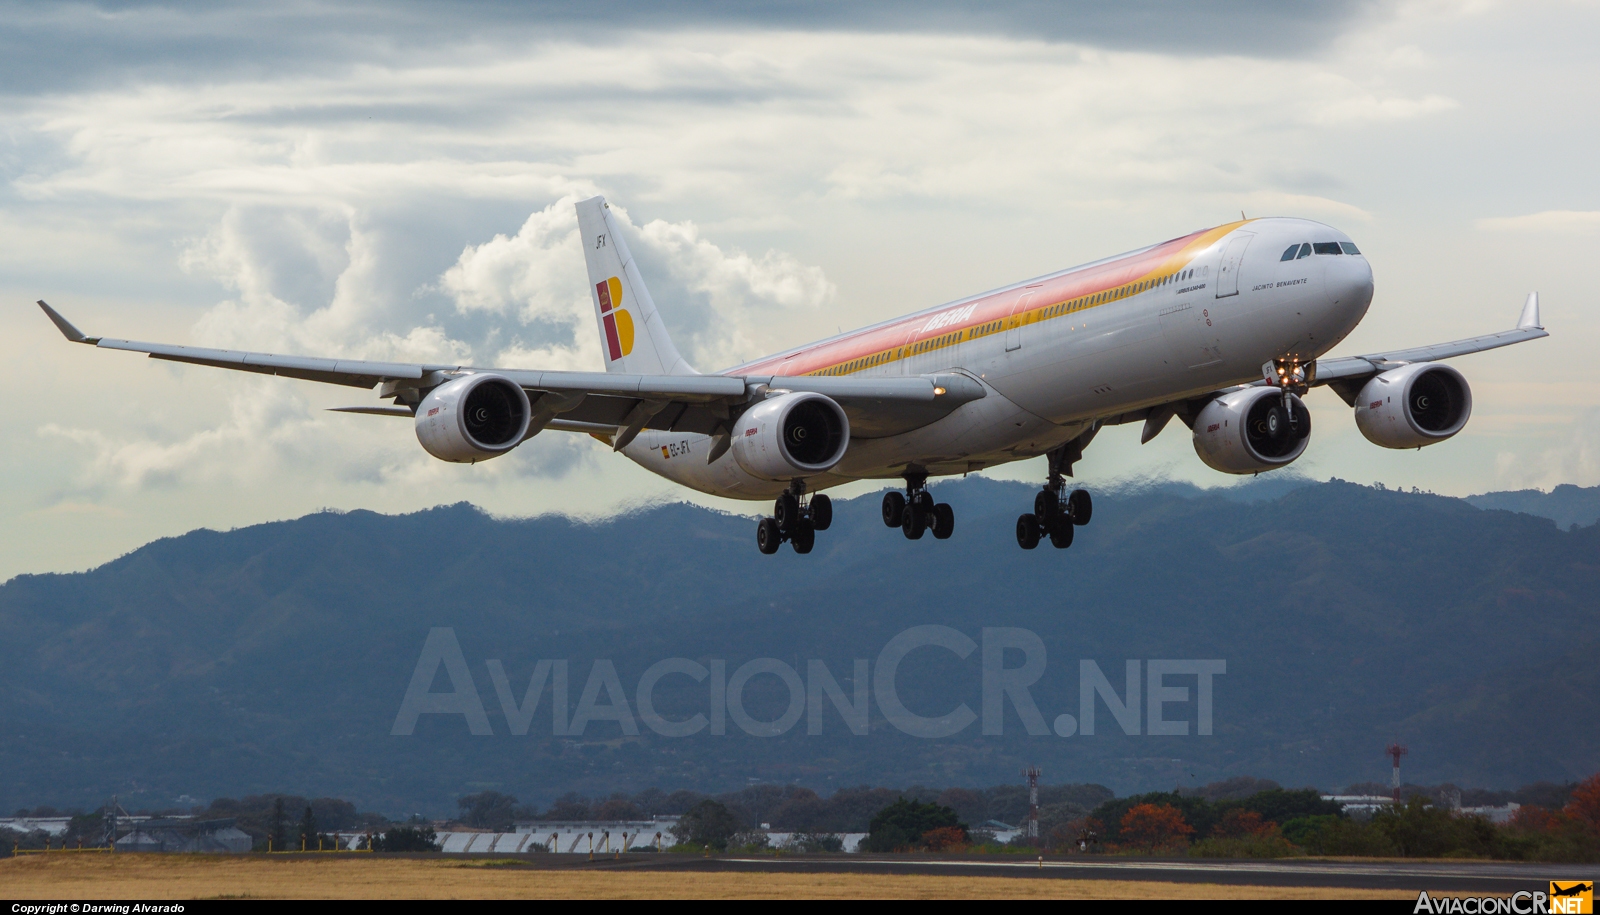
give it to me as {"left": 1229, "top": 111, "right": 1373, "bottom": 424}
{"left": 574, "top": 196, "right": 695, "bottom": 376}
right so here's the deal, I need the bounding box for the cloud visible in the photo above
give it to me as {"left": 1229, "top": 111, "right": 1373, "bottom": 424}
{"left": 1474, "top": 210, "right": 1600, "bottom": 233}
{"left": 0, "top": 0, "right": 1377, "bottom": 100}
{"left": 438, "top": 196, "right": 837, "bottom": 372}
{"left": 1495, "top": 408, "right": 1600, "bottom": 490}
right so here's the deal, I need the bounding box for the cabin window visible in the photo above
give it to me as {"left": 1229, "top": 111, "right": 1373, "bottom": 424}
{"left": 1312, "top": 242, "right": 1343, "bottom": 255}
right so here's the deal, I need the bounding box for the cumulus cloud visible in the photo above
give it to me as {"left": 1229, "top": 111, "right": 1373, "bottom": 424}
{"left": 438, "top": 197, "right": 836, "bottom": 372}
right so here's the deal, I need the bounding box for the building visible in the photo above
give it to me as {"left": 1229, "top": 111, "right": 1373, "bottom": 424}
{"left": 118, "top": 817, "right": 252, "bottom": 853}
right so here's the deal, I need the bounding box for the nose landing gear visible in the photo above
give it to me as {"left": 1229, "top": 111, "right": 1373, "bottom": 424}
{"left": 1265, "top": 355, "right": 1314, "bottom": 439}
{"left": 881, "top": 471, "right": 955, "bottom": 541}
{"left": 756, "top": 481, "right": 832, "bottom": 554}
{"left": 1016, "top": 433, "right": 1095, "bottom": 551}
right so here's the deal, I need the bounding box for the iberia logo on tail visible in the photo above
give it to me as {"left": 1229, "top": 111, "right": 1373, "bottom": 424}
{"left": 596, "top": 276, "right": 634, "bottom": 360}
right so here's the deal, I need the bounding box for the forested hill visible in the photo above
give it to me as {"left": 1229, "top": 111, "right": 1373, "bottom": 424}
{"left": 1, "top": 478, "right": 1594, "bottom": 816}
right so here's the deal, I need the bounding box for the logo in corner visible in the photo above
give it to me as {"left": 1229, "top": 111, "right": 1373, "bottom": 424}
{"left": 596, "top": 276, "right": 634, "bottom": 360}
{"left": 1552, "top": 882, "right": 1594, "bottom": 914}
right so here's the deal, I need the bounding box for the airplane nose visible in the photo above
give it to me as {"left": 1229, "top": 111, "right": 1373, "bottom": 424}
{"left": 1327, "top": 255, "right": 1374, "bottom": 309}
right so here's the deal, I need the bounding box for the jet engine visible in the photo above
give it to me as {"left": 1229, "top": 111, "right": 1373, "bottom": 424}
{"left": 731, "top": 391, "right": 850, "bottom": 481}
{"left": 1353, "top": 362, "right": 1471, "bottom": 449}
{"left": 415, "top": 373, "right": 532, "bottom": 463}
{"left": 1192, "top": 387, "right": 1311, "bottom": 474}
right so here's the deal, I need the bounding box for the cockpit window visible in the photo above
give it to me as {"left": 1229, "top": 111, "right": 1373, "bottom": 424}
{"left": 1312, "top": 242, "right": 1343, "bottom": 255}
{"left": 1297, "top": 243, "right": 1311, "bottom": 259}
{"left": 1340, "top": 242, "right": 1361, "bottom": 255}
{"left": 1280, "top": 245, "right": 1299, "bottom": 261}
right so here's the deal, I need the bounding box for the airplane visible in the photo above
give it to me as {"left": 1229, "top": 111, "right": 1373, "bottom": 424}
{"left": 38, "top": 195, "right": 1547, "bottom": 554}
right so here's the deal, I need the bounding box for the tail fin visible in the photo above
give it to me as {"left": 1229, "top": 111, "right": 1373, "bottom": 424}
{"left": 574, "top": 196, "right": 695, "bottom": 375}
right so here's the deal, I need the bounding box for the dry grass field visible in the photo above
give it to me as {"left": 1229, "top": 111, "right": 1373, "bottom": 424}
{"left": 0, "top": 854, "right": 1416, "bottom": 899}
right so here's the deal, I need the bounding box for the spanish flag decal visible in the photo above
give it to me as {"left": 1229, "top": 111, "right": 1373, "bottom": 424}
{"left": 597, "top": 276, "right": 634, "bottom": 360}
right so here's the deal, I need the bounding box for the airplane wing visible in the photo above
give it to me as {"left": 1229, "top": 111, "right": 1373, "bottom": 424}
{"left": 1104, "top": 293, "right": 1547, "bottom": 441}
{"left": 1310, "top": 292, "right": 1546, "bottom": 404}
{"left": 36, "top": 301, "right": 985, "bottom": 444}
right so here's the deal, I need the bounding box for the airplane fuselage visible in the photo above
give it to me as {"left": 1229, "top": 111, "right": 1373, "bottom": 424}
{"left": 627, "top": 217, "right": 1375, "bottom": 499}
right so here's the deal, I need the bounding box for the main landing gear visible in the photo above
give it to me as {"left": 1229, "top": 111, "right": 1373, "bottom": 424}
{"left": 756, "top": 481, "right": 832, "bottom": 555}
{"left": 881, "top": 472, "right": 955, "bottom": 541}
{"left": 1017, "top": 433, "right": 1096, "bottom": 551}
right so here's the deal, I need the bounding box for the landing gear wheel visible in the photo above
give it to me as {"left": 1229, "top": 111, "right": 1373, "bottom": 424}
{"left": 931, "top": 503, "right": 955, "bottom": 540}
{"left": 811, "top": 494, "right": 833, "bottom": 531}
{"left": 1289, "top": 406, "right": 1311, "bottom": 440}
{"left": 882, "top": 491, "right": 906, "bottom": 528}
{"left": 1048, "top": 514, "right": 1075, "bottom": 549}
{"left": 902, "top": 502, "right": 927, "bottom": 540}
{"left": 757, "top": 518, "right": 782, "bottom": 554}
{"left": 790, "top": 520, "right": 815, "bottom": 554}
{"left": 1016, "top": 514, "right": 1041, "bottom": 550}
{"left": 1034, "top": 489, "right": 1059, "bottom": 522}
{"left": 774, "top": 492, "right": 801, "bottom": 532}
{"left": 1067, "top": 489, "right": 1093, "bottom": 526}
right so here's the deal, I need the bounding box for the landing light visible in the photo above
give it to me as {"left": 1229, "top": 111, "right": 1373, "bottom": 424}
{"left": 934, "top": 386, "right": 947, "bottom": 396}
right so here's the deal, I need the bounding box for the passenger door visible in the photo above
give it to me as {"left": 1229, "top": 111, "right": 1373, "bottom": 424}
{"left": 1214, "top": 232, "right": 1254, "bottom": 298}
{"left": 1005, "top": 288, "right": 1039, "bottom": 352}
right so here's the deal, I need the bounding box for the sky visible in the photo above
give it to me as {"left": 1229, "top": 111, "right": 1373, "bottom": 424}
{"left": 3, "top": 0, "right": 1598, "bottom": 579}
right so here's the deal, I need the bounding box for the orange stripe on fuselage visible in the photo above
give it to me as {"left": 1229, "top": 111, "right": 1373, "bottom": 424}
{"left": 733, "top": 221, "right": 1247, "bottom": 378}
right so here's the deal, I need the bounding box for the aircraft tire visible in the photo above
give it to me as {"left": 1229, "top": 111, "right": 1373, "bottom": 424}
{"left": 1034, "top": 489, "right": 1059, "bottom": 521}
{"left": 1049, "top": 515, "right": 1074, "bottom": 549}
{"left": 882, "top": 491, "right": 905, "bottom": 527}
{"left": 932, "top": 503, "right": 955, "bottom": 540}
{"left": 902, "top": 503, "right": 927, "bottom": 540}
{"left": 1068, "top": 489, "right": 1093, "bottom": 526}
{"left": 1016, "top": 514, "right": 1041, "bottom": 550}
{"left": 1290, "top": 406, "right": 1312, "bottom": 440}
{"left": 757, "top": 517, "right": 782, "bottom": 554}
{"left": 774, "top": 492, "right": 801, "bottom": 533}
{"left": 790, "top": 520, "right": 815, "bottom": 554}
{"left": 811, "top": 493, "right": 833, "bottom": 531}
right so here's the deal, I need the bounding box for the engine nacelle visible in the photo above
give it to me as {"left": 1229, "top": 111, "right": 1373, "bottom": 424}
{"left": 731, "top": 391, "right": 850, "bottom": 481}
{"left": 415, "top": 374, "right": 532, "bottom": 463}
{"left": 1354, "top": 362, "right": 1471, "bottom": 449}
{"left": 1192, "top": 387, "right": 1311, "bottom": 474}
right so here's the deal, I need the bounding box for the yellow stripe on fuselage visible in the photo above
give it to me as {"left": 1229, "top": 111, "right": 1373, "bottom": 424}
{"left": 801, "top": 221, "right": 1247, "bottom": 377}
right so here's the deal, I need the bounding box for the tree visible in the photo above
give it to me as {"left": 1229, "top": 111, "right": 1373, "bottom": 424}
{"left": 298, "top": 805, "right": 318, "bottom": 851}
{"left": 372, "top": 826, "right": 439, "bottom": 852}
{"left": 782, "top": 832, "right": 844, "bottom": 853}
{"left": 1213, "top": 808, "right": 1273, "bottom": 839}
{"left": 1565, "top": 774, "right": 1600, "bottom": 831}
{"left": 921, "top": 826, "right": 968, "bottom": 852}
{"left": 457, "top": 791, "right": 519, "bottom": 831}
{"left": 1371, "top": 796, "right": 1495, "bottom": 858}
{"left": 271, "top": 798, "right": 287, "bottom": 852}
{"left": 861, "top": 799, "right": 966, "bottom": 852}
{"left": 1119, "top": 803, "right": 1194, "bottom": 853}
{"left": 671, "top": 799, "right": 742, "bottom": 851}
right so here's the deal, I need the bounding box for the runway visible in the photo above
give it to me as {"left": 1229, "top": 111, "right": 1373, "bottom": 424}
{"left": 467, "top": 852, "right": 1594, "bottom": 893}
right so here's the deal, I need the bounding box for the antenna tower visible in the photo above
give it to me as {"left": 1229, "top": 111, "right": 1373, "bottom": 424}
{"left": 1385, "top": 743, "right": 1408, "bottom": 804}
{"left": 103, "top": 795, "right": 128, "bottom": 849}
{"left": 1023, "top": 767, "right": 1041, "bottom": 839}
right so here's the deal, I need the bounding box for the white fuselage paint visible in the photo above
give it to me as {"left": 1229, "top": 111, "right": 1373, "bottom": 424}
{"left": 627, "top": 217, "right": 1374, "bottom": 500}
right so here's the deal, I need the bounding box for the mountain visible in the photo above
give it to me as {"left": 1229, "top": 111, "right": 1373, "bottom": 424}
{"left": 0, "top": 478, "right": 1595, "bottom": 816}
{"left": 1466, "top": 484, "right": 1600, "bottom": 530}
